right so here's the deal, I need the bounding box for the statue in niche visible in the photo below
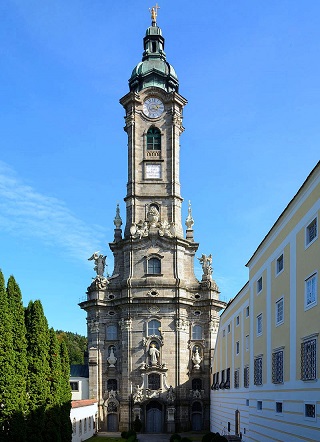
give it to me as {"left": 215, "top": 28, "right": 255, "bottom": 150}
{"left": 192, "top": 346, "right": 202, "bottom": 370}
{"left": 88, "top": 252, "right": 107, "bottom": 277}
{"left": 198, "top": 253, "right": 213, "bottom": 276}
{"left": 147, "top": 205, "right": 160, "bottom": 227}
{"left": 149, "top": 343, "right": 160, "bottom": 366}
{"left": 166, "top": 385, "right": 175, "bottom": 404}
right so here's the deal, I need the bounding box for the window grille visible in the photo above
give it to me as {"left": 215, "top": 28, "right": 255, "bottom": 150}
{"left": 257, "top": 314, "right": 263, "bottom": 336}
{"left": 301, "top": 338, "right": 317, "bottom": 381}
{"left": 272, "top": 350, "right": 284, "bottom": 383}
{"left": 244, "top": 366, "right": 249, "bottom": 388}
{"left": 305, "top": 403, "right": 316, "bottom": 418}
{"left": 254, "top": 357, "right": 263, "bottom": 385}
{"left": 72, "top": 418, "right": 76, "bottom": 435}
{"left": 88, "top": 416, "right": 91, "bottom": 431}
{"left": 79, "top": 420, "right": 82, "bottom": 436}
{"left": 107, "top": 402, "right": 117, "bottom": 412}
{"left": 234, "top": 369, "right": 239, "bottom": 388}
{"left": 306, "top": 218, "right": 317, "bottom": 245}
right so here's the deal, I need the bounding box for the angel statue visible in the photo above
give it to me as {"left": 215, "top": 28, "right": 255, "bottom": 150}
{"left": 198, "top": 253, "right": 213, "bottom": 276}
{"left": 88, "top": 252, "right": 106, "bottom": 277}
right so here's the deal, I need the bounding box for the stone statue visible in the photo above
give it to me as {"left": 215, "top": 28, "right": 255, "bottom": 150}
{"left": 133, "top": 385, "right": 144, "bottom": 404}
{"left": 107, "top": 347, "right": 117, "bottom": 367}
{"left": 149, "top": 343, "right": 160, "bottom": 365}
{"left": 192, "top": 346, "right": 202, "bottom": 370}
{"left": 198, "top": 253, "right": 213, "bottom": 276}
{"left": 166, "top": 385, "right": 175, "bottom": 404}
{"left": 88, "top": 252, "right": 107, "bottom": 277}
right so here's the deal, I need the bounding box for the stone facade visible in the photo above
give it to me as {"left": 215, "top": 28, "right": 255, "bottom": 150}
{"left": 79, "top": 16, "right": 226, "bottom": 434}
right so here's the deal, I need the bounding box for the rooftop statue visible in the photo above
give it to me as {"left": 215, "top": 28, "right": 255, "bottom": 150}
{"left": 198, "top": 253, "right": 213, "bottom": 276}
{"left": 149, "top": 3, "right": 160, "bottom": 23}
{"left": 88, "top": 252, "right": 107, "bottom": 277}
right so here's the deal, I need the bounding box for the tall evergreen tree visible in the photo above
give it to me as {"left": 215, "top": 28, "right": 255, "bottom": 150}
{"left": 59, "top": 339, "right": 72, "bottom": 442}
{"left": 25, "top": 300, "right": 51, "bottom": 442}
{"left": 6, "top": 275, "right": 28, "bottom": 441}
{"left": 46, "top": 328, "right": 63, "bottom": 442}
{"left": 0, "top": 270, "right": 15, "bottom": 441}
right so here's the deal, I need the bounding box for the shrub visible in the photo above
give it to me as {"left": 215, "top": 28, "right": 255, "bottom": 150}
{"left": 133, "top": 416, "right": 142, "bottom": 432}
{"left": 121, "top": 431, "right": 128, "bottom": 439}
{"left": 202, "top": 432, "right": 216, "bottom": 442}
{"left": 170, "top": 434, "right": 182, "bottom": 442}
{"left": 181, "top": 438, "right": 192, "bottom": 442}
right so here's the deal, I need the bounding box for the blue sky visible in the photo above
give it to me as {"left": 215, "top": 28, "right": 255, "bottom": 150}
{"left": 1, "top": 1, "right": 319, "bottom": 335}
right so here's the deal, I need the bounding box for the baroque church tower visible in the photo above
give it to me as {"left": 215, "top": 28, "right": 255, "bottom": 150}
{"left": 80, "top": 7, "right": 226, "bottom": 434}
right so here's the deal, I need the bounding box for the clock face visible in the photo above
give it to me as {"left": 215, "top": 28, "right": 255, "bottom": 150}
{"left": 143, "top": 97, "right": 164, "bottom": 118}
{"left": 145, "top": 164, "right": 161, "bottom": 179}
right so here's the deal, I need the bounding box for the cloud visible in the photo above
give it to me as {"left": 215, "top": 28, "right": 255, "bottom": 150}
{"left": 0, "top": 161, "right": 108, "bottom": 260}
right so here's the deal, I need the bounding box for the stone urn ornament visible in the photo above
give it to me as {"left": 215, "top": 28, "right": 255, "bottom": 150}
{"left": 192, "top": 346, "right": 202, "bottom": 370}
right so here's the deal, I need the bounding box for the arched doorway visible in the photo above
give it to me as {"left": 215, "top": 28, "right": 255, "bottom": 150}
{"left": 191, "top": 401, "right": 203, "bottom": 431}
{"left": 107, "top": 413, "right": 118, "bottom": 431}
{"left": 146, "top": 401, "right": 163, "bottom": 433}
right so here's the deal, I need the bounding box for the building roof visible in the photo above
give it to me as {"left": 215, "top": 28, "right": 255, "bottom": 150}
{"left": 70, "top": 364, "right": 89, "bottom": 378}
{"left": 71, "top": 399, "right": 97, "bottom": 409}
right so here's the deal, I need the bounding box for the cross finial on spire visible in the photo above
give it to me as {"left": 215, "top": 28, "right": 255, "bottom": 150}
{"left": 149, "top": 3, "right": 160, "bottom": 24}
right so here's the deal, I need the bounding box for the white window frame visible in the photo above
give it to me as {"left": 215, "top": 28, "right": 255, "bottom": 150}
{"left": 245, "top": 305, "right": 250, "bottom": 318}
{"left": 272, "top": 348, "right": 284, "bottom": 384}
{"left": 305, "top": 272, "right": 317, "bottom": 310}
{"left": 275, "top": 297, "right": 284, "bottom": 326}
{"left": 305, "top": 216, "right": 318, "bottom": 248}
{"left": 236, "top": 341, "right": 240, "bottom": 355}
{"left": 276, "top": 253, "right": 284, "bottom": 276}
{"left": 301, "top": 335, "right": 317, "bottom": 381}
{"left": 227, "top": 323, "right": 231, "bottom": 333}
{"left": 257, "top": 313, "right": 263, "bottom": 337}
{"left": 222, "top": 329, "right": 225, "bottom": 337}
{"left": 236, "top": 315, "right": 240, "bottom": 326}
{"left": 257, "top": 276, "right": 263, "bottom": 294}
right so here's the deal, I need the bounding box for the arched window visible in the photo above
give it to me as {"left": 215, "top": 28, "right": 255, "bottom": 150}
{"left": 147, "top": 127, "right": 161, "bottom": 150}
{"left": 72, "top": 418, "right": 76, "bottom": 435}
{"left": 148, "top": 373, "right": 161, "bottom": 390}
{"left": 106, "top": 324, "right": 118, "bottom": 340}
{"left": 192, "top": 378, "right": 202, "bottom": 390}
{"left": 84, "top": 418, "right": 87, "bottom": 433}
{"left": 148, "top": 319, "right": 161, "bottom": 336}
{"left": 148, "top": 257, "right": 161, "bottom": 274}
{"left": 79, "top": 420, "right": 82, "bottom": 436}
{"left": 192, "top": 324, "right": 202, "bottom": 340}
{"left": 107, "top": 379, "right": 117, "bottom": 391}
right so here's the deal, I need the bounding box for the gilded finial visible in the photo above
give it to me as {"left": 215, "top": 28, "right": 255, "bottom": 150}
{"left": 149, "top": 3, "right": 160, "bottom": 24}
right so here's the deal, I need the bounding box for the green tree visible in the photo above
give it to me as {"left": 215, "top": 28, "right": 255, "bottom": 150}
{"left": 6, "top": 275, "right": 28, "bottom": 441}
{"left": 25, "top": 300, "right": 51, "bottom": 442}
{"left": 46, "top": 328, "right": 63, "bottom": 442}
{"left": 0, "top": 270, "right": 15, "bottom": 441}
{"left": 56, "top": 330, "right": 87, "bottom": 364}
{"left": 59, "top": 339, "right": 72, "bottom": 442}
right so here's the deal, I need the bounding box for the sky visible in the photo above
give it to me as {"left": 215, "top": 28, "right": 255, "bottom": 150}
{"left": 1, "top": 1, "right": 319, "bottom": 336}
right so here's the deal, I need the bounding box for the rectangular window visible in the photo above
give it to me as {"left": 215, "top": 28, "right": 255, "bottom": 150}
{"left": 246, "top": 335, "right": 249, "bottom": 351}
{"left": 236, "top": 315, "right": 240, "bottom": 326}
{"left": 234, "top": 369, "right": 240, "bottom": 388}
{"left": 254, "top": 356, "right": 263, "bottom": 386}
{"left": 305, "top": 403, "right": 316, "bottom": 419}
{"left": 301, "top": 338, "right": 317, "bottom": 381}
{"left": 246, "top": 399, "right": 249, "bottom": 406}
{"left": 257, "top": 313, "right": 263, "bottom": 336}
{"left": 257, "top": 277, "right": 263, "bottom": 294}
{"left": 272, "top": 350, "right": 284, "bottom": 384}
{"left": 305, "top": 273, "right": 317, "bottom": 309}
{"left": 70, "top": 381, "right": 79, "bottom": 391}
{"left": 227, "top": 324, "right": 231, "bottom": 333}
{"left": 244, "top": 366, "right": 249, "bottom": 388}
{"left": 276, "top": 254, "right": 284, "bottom": 274}
{"left": 225, "top": 368, "right": 230, "bottom": 389}
{"left": 245, "top": 305, "right": 250, "bottom": 317}
{"left": 276, "top": 297, "right": 284, "bottom": 325}
{"left": 306, "top": 217, "right": 317, "bottom": 246}
{"left": 276, "top": 402, "right": 283, "bottom": 414}
{"left": 222, "top": 329, "right": 225, "bottom": 337}
{"left": 257, "top": 400, "right": 263, "bottom": 411}
{"left": 236, "top": 341, "right": 240, "bottom": 355}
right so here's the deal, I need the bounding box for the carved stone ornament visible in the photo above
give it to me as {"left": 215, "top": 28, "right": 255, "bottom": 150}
{"left": 107, "top": 347, "right": 117, "bottom": 367}
{"left": 192, "top": 346, "right": 202, "bottom": 370}
{"left": 147, "top": 289, "right": 159, "bottom": 297}
{"left": 148, "top": 306, "right": 160, "bottom": 314}
{"left": 130, "top": 205, "right": 176, "bottom": 240}
{"left": 175, "top": 318, "right": 189, "bottom": 332}
{"left": 87, "top": 275, "right": 109, "bottom": 292}
{"left": 119, "top": 318, "right": 132, "bottom": 331}
{"left": 88, "top": 252, "right": 107, "bottom": 277}
{"left": 166, "top": 386, "right": 175, "bottom": 404}
{"left": 198, "top": 253, "right": 213, "bottom": 277}
{"left": 114, "top": 203, "right": 122, "bottom": 229}
{"left": 87, "top": 319, "right": 100, "bottom": 333}
{"left": 185, "top": 200, "right": 194, "bottom": 230}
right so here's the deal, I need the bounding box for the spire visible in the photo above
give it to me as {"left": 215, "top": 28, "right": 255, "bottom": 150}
{"left": 128, "top": 7, "right": 179, "bottom": 93}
